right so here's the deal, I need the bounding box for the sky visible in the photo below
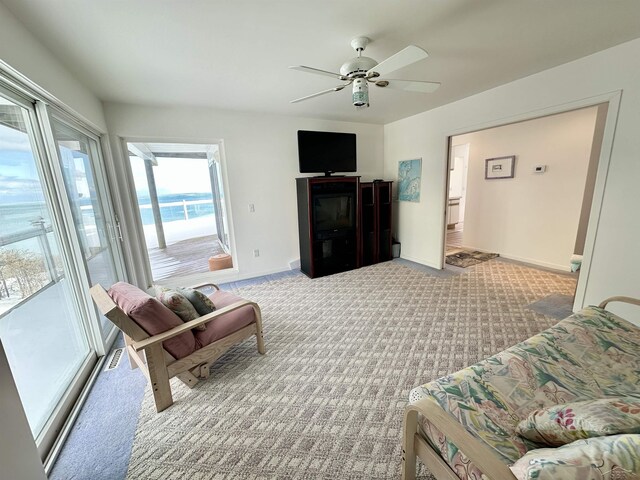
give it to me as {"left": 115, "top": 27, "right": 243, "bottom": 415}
{"left": 1, "top": 118, "right": 215, "bottom": 207}
{"left": 129, "top": 155, "right": 213, "bottom": 197}
{"left": 0, "top": 122, "right": 94, "bottom": 204}
{"left": 0, "top": 123, "right": 44, "bottom": 203}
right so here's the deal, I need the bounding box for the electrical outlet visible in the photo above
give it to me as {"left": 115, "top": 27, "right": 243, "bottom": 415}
{"left": 253, "top": 249, "right": 260, "bottom": 257}
{"left": 248, "top": 203, "right": 255, "bottom": 213}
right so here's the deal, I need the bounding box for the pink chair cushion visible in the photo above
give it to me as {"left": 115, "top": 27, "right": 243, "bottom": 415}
{"left": 108, "top": 282, "right": 197, "bottom": 359}
{"left": 194, "top": 290, "right": 256, "bottom": 348}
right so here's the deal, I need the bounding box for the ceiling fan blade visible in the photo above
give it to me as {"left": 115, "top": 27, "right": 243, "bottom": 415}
{"left": 367, "top": 45, "right": 429, "bottom": 77}
{"left": 290, "top": 84, "right": 349, "bottom": 104}
{"left": 377, "top": 79, "right": 441, "bottom": 93}
{"left": 289, "top": 65, "right": 348, "bottom": 81}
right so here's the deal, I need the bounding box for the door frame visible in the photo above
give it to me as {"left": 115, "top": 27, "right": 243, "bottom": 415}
{"left": 441, "top": 90, "right": 622, "bottom": 313}
{"left": 117, "top": 137, "right": 239, "bottom": 288}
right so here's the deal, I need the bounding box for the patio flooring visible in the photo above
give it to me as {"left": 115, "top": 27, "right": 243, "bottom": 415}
{"left": 147, "top": 234, "right": 226, "bottom": 280}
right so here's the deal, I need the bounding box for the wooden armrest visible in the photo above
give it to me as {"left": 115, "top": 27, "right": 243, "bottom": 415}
{"left": 406, "top": 397, "right": 516, "bottom": 479}
{"left": 189, "top": 282, "right": 220, "bottom": 291}
{"left": 132, "top": 300, "right": 258, "bottom": 352}
{"left": 598, "top": 296, "right": 640, "bottom": 309}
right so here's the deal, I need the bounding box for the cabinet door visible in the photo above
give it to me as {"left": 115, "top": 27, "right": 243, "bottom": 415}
{"left": 360, "top": 183, "right": 376, "bottom": 266}
{"left": 376, "top": 182, "right": 392, "bottom": 262}
{"left": 305, "top": 178, "right": 359, "bottom": 278}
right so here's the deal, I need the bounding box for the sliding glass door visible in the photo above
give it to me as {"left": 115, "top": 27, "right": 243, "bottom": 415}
{"left": 49, "top": 115, "right": 123, "bottom": 339}
{"left": 0, "top": 92, "right": 95, "bottom": 448}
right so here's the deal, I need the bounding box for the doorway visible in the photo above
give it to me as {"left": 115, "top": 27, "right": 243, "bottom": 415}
{"left": 444, "top": 104, "right": 607, "bottom": 277}
{"left": 127, "top": 142, "right": 232, "bottom": 283}
{"left": 445, "top": 143, "right": 469, "bottom": 254}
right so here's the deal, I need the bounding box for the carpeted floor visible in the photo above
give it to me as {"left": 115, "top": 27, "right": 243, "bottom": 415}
{"left": 125, "top": 259, "right": 576, "bottom": 479}
{"left": 49, "top": 335, "right": 146, "bottom": 480}
{"left": 526, "top": 293, "right": 575, "bottom": 320}
{"left": 49, "top": 270, "right": 301, "bottom": 480}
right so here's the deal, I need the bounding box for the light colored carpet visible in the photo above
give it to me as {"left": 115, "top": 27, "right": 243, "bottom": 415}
{"left": 126, "top": 260, "right": 576, "bottom": 479}
{"left": 526, "top": 293, "right": 575, "bottom": 320}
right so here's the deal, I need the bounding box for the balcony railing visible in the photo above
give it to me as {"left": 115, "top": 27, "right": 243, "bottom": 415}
{"left": 0, "top": 220, "right": 61, "bottom": 318}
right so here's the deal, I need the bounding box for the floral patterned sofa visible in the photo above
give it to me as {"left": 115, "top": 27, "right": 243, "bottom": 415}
{"left": 402, "top": 297, "right": 640, "bottom": 480}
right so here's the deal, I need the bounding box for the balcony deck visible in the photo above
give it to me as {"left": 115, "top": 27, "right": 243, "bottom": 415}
{"left": 147, "top": 234, "right": 227, "bottom": 281}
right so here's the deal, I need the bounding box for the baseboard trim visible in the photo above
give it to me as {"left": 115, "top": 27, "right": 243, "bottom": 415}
{"left": 496, "top": 254, "right": 570, "bottom": 272}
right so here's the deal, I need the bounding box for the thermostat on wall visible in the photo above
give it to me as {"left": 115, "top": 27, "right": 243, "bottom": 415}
{"left": 534, "top": 165, "right": 547, "bottom": 173}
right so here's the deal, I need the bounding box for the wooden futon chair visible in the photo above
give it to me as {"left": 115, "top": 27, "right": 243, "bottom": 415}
{"left": 90, "top": 282, "right": 265, "bottom": 412}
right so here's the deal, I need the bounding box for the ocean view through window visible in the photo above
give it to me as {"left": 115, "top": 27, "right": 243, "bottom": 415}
{"left": 51, "top": 116, "right": 123, "bottom": 336}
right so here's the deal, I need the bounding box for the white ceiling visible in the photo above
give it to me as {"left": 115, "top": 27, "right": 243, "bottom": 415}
{"left": 3, "top": 0, "right": 640, "bottom": 124}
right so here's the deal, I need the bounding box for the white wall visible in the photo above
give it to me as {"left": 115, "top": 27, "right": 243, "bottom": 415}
{"left": 104, "top": 103, "right": 384, "bottom": 284}
{"left": 384, "top": 37, "right": 640, "bottom": 323}
{"left": 0, "top": 2, "right": 106, "bottom": 130}
{"left": 453, "top": 107, "right": 598, "bottom": 271}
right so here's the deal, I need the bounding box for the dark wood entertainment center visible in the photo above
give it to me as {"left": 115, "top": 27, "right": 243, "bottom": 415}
{"left": 296, "top": 176, "right": 393, "bottom": 278}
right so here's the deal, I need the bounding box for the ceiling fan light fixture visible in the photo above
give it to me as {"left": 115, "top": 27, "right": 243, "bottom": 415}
{"left": 288, "top": 37, "right": 437, "bottom": 108}
{"left": 352, "top": 78, "right": 369, "bottom": 108}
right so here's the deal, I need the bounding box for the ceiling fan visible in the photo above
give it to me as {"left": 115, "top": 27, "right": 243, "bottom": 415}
{"left": 289, "top": 36, "right": 440, "bottom": 109}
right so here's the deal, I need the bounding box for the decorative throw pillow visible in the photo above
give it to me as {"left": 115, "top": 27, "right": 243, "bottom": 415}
{"left": 516, "top": 397, "right": 640, "bottom": 447}
{"left": 509, "top": 434, "right": 640, "bottom": 480}
{"left": 153, "top": 285, "right": 207, "bottom": 331}
{"left": 176, "top": 287, "right": 216, "bottom": 316}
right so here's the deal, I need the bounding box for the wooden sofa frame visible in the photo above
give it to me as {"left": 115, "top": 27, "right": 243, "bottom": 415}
{"left": 90, "top": 283, "right": 265, "bottom": 412}
{"left": 402, "top": 296, "right": 640, "bottom": 480}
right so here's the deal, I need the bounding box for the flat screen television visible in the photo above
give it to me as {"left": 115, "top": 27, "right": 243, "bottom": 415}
{"left": 297, "top": 130, "right": 356, "bottom": 176}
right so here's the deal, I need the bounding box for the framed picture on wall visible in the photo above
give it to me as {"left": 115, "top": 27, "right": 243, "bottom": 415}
{"left": 485, "top": 155, "right": 515, "bottom": 179}
{"left": 398, "top": 158, "right": 422, "bottom": 202}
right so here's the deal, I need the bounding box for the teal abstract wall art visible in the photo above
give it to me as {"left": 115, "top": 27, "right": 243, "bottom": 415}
{"left": 398, "top": 158, "right": 422, "bottom": 202}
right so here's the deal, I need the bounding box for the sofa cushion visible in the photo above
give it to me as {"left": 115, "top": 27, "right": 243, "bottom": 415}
{"left": 108, "top": 282, "right": 197, "bottom": 359}
{"left": 517, "top": 397, "right": 640, "bottom": 447}
{"left": 509, "top": 434, "right": 640, "bottom": 480}
{"left": 153, "top": 285, "right": 206, "bottom": 331}
{"left": 409, "top": 306, "right": 640, "bottom": 469}
{"left": 194, "top": 290, "right": 256, "bottom": 348}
